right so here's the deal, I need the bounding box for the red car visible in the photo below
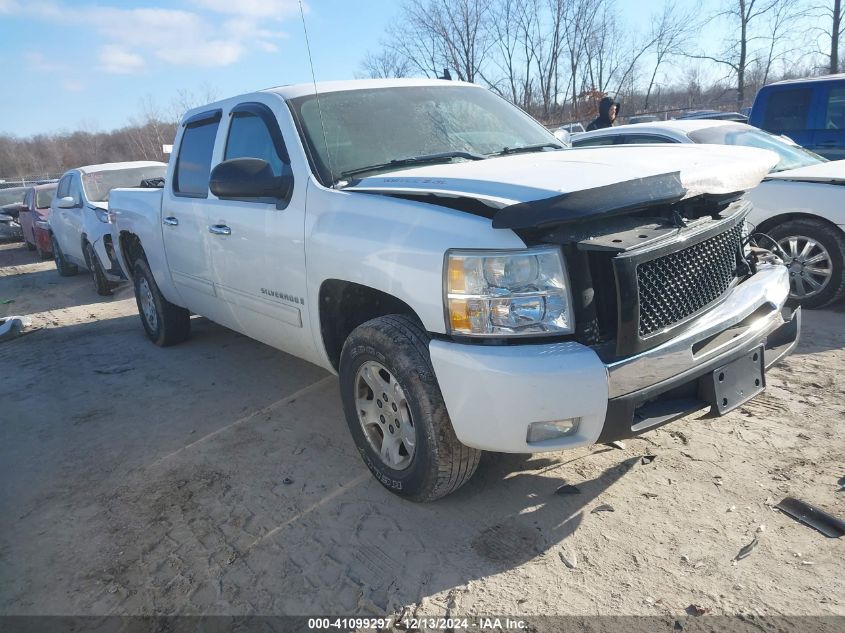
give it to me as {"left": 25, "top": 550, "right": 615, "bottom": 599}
{"left": 20, "top": 183, "right": 57, "bottom": 259}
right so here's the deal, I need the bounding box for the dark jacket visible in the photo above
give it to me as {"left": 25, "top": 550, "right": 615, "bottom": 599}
{"left": 586, "top": 97, "right": 620, "bottom": 131}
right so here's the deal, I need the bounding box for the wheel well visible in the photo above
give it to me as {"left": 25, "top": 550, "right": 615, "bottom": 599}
{"left": 319, "top": 280, "right": 422, "bottom": 371}
{"left": 754, "top": 212, "right": 839, "bottom": 237}
{"left": 118, "top": 231, "right": 146, "bottom": 280}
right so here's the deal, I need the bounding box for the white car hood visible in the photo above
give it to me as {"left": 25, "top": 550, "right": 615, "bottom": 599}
{"left": 764, "top": 160, "right": 845, "bottom": 184}
{"left": 345, "top": 145, "right": 778, "bottom": 210}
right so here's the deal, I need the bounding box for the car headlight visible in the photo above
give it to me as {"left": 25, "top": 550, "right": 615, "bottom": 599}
{"left": 94, "top": 208, "right": 110, "bottom": 224}
{"left": 445, "top": 247, "right": 574, "bottom": 336}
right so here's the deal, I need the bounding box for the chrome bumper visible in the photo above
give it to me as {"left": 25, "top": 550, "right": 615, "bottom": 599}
{"left": 607, "top": 264, "right": 793, "bottom": 399}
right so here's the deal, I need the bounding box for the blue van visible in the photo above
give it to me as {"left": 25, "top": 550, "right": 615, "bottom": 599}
{"left": 749, "top": 74, "right": 845, "bottom": 160}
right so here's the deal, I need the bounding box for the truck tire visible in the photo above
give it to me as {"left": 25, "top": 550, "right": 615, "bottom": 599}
{"left": 51, "top": 235, "right": 78, "bottom": 277}
{"left": 133, "top": 259, "right": 190, "bottom": 346}
{"left": 84, "top": 242, "right": 113, "bottom": 297}
{"left": 768, "top": 218, "right": 845, "bottom": 309}
{"left": 339, "top": 314, "right": 481, "bottom": 501}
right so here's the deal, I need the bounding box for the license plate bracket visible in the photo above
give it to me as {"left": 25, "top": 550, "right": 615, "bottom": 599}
{"left": 699, "top": 346, "right": 765, "bottom": 415}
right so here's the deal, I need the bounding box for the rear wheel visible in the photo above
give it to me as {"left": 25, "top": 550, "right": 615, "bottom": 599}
{"left": 133, "top": 259, "right": 190, "bottom": 346}
{"left": 339, "top": 314, "right": 481, "bottom": 501}
{"left": 51, "top": 235, "right": 78, "bottom": 276}
{"left": 84, "top": 242, "right": 113, "bottom": 296}
{"left": 768, "top": 219, "right": 845, "bottom": 309}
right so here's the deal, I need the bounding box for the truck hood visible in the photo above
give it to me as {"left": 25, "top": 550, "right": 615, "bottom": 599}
{"left": 764, "top": 160, "right": 845, "bottom": 184}
{"left": 346, "top": 145, "right": 777, "bottom": 206}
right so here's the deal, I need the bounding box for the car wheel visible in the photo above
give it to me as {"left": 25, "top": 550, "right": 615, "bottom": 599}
{"left": 768, "top": 219, "right": 845, "bottom": 309}
{"left": 339, "top": 314, "right": 481, "bottom": 501}
{"left": 133, "top": 258, "right": 190, "bottom": 346}
{"left": 84, "top": 242, "right": 113, "bottom": 297}
{"left": 51, "top": 235, "right": 78, "bottom": 276}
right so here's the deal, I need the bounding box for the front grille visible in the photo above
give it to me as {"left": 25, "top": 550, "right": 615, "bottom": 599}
{"left": 636, "top": 223, "right": 743, "bottom": 337}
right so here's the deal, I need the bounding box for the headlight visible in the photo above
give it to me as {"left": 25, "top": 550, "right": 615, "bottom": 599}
{"left": 94, "top": 208, "right": 110, "bottom": 224}
{"left": 445, "top": 247, "right": 574, "bottom": 336}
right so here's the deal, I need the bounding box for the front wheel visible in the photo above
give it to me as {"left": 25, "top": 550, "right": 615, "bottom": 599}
{"left": 768, "top": 218, "right": 845, "bottom": 309}
{"left": 339, "top": 315, "right": 481, "bottom": 502}
{"left": 133, "top": 259, "right": 190, "bottom": 346}
{"left": 51, "top": 235, "right": 78, "bottom": 277}
{"left": 84, "top": 242, "right": 113, "bottom": 296}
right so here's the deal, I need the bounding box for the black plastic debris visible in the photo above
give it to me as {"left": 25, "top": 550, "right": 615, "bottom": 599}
{"left": 555, "top": 484, "right": 581, "bottom": 495}
{"left": 734, "top": 536, "right": 758, "bottom": 561}
{"left": 776, "top": 497, "right": 845, "bottom": 538}
{"left": 641, "top": 455, "right": 657, "bottom": 465}
{"left": 686, "top": 604, "right": 710, "bottom": 616}
{"left": 591, "top": 504, "right": 615, "bottom": 514}
{"left": 282, "top": 477, "right": 294, "bottom": 485}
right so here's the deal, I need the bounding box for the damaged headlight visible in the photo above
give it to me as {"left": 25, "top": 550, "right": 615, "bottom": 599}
{"left": 445, "top": 247, "right": 574, "bottom": 337}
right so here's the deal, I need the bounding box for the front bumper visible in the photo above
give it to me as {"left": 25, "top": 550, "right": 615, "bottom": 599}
{"left": 92, "top": 233, "right": 126, "bottom": 281}
{"left": 429, "top": 263, "right": 799, "bottom": 453}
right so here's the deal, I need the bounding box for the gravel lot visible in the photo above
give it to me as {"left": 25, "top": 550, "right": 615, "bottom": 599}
{"left": 1, "top": 241, "right": 843, "bottom": 622}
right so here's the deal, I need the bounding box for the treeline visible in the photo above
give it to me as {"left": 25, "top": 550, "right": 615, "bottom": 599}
{"left": 0, "top": 87, "right": 217, "bottom": 183}
{"left": 360, "top": 0, "right": 843, "bottom": 123}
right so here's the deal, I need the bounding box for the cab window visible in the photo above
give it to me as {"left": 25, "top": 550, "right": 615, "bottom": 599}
{"left": 174, "top": 114, "right": 220, "bottom": 197}
{"left": 224, "top": 111, "right": 286, "bottom": 176}
{"left": 824, "top": 86, "right": 845, "bottom": 130}
{"left": 763, "top": 88, "right": 812, "bottom": 131}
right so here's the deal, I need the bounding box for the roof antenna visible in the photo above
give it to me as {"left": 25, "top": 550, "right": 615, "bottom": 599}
{"left": 298, "top": 0, "right": 336, "bottom": 186}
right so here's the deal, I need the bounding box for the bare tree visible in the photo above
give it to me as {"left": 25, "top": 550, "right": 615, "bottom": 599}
{"left": 687, "top": 0, "right": 782, "bottom": 108}
{"left": 643, "top": 2, "right": 694, "bottom": 109}
{"left": 360, "top": 49, "right": 412, "bottom": 78}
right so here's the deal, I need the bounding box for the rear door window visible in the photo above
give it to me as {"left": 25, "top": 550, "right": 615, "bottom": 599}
{"left": 763, "top": 88, "right": 812, "bottom": 131}
{"left": 174, "top": 114, "right": 220, "bottom": 197}
{"left": 824, "top": 86, "right": 845, "bottom": 130}
{"left": 573, "top": 135, "right": 619, "bottom": 147}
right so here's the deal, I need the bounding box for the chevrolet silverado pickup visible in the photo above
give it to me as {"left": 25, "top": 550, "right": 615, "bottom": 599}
{"left": 109, "top": 79, "right": 800, "bottom": 501}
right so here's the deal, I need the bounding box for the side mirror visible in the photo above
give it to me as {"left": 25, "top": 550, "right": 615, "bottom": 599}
{"left": 209, "top": 158, "right": 293, "bottom": 201}
{"left": 56, "top": 196, "right": 77, "bottom": 209}
{"left": 553, "top": 129, "right": 572, "bottom": 146}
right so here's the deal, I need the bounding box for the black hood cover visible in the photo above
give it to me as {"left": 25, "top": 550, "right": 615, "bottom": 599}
{"left": 492, "top": 172, "right": 687, "bottom": 230}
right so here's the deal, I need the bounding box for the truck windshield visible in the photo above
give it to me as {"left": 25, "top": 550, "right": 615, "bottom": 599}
{"left": 688, "top": 124, "right": 825, "bottom": 172}
{"left": 288, "top": 85, "right": 561, "bottom": 185}
{"left": 82, "top": 166, "right": 167, "bottom": 202}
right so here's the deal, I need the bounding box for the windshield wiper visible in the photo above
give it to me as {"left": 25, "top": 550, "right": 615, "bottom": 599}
{"left": 491, "top": 142, "right": 564, "bottom": 156}
{"left": 338, "top": 151, "right": 486, "bottom": 182}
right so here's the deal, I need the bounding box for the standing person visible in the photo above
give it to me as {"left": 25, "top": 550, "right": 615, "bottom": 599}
{"left": 586, "top": 97, "right": 620, "bottom": 131}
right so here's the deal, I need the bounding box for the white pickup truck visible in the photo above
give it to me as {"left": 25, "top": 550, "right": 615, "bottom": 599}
{"left": 110, "top": 79, "right": 800, "bottom": 501}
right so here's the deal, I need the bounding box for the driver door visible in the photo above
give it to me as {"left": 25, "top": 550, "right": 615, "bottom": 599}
{"left": 204, "top": 99, "right": 310, "bottom": 360}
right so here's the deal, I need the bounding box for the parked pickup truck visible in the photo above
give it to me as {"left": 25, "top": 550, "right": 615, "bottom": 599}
{"left": 110, "top": 79, "right": 800, "bottom": 501}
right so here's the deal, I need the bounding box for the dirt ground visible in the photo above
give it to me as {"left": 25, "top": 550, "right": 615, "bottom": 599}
{"left": 1, "top": 241, "right": 843, "bottom": 622}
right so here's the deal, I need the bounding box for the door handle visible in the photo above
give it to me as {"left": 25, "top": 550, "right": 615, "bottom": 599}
{"left": 163, "top": 216, "right": 179, "bottom": 226}
{"left": 208, "top": 224, "right": 231, "bottom": 236}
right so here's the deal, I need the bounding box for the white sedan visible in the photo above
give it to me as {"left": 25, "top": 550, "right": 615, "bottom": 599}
{"left": 572, "top": 120, "right": 845, "bottom": 308}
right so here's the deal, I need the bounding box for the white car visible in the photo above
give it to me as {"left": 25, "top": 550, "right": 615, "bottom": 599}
{"left": 572, "top": 120, "right": 845, "bottom": 308}
{"left": 50, "top": 161, "right": 166, "bottom": 295}
{"left": 108, "top": 79, "right": 798, "bottom": 501}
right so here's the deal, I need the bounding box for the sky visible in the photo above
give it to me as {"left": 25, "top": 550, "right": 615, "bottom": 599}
{"left": 1, "top": 0, "right": 684, "bottom": 137}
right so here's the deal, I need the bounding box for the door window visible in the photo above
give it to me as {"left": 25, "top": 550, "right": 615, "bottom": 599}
{"left": 56, "top": 175, "right": 71, "bottom": 198}
{"left": 572, "top": 135, "right": 619, "bottom": 147}
{"left": 174, "top": 115, "right": 220, "bottom": 197}
{"left": 763, "top": 88, "right": 812, "bottom": 131}
{"left": 824, "top": 86, "right": 845, "bottom": 130}
{"left": 224, "top": 111, "right": 287, "bottom": 176}
{"left": 620, "top": 134, "right": 677, "bottom": 144}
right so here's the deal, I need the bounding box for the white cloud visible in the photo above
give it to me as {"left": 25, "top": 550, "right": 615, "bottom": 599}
{"left": 99, "top": 45, "right": 145, "bottom": 74}
{"left": 189, "top": 0, "right": 301, "bottom": 19}
{"left": 24, "top": 51, "right": 67, "bottom": 72}
{"left": 61, "top": 79, "right": 84, "bottom": 93}
{"left": 9, "top": 1, "right": 296, "bottom": 74}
